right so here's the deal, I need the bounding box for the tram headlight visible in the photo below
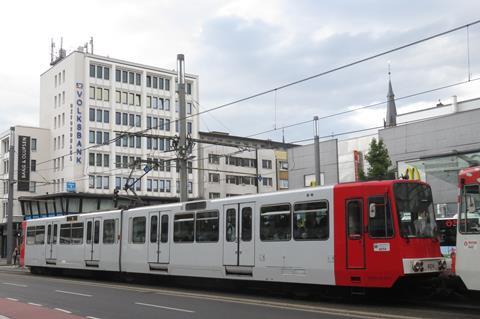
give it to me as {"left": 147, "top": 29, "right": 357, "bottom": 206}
{"left": 412, "top": 261, "right": 424, "bottom": 272}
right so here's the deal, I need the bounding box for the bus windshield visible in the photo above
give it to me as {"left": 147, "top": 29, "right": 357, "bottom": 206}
{"left": 394, "top": 183, "right": 436, "bottom": 238}
{"left": 459, "top": 185, "right": 480, "bottom": 233}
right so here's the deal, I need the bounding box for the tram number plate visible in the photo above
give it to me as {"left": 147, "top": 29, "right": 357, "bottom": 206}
{"left": 373, "top": 243, "right": 390, "bottom": 252}
{"left": 424, "top": 261, "right": 438, "bottom": 271}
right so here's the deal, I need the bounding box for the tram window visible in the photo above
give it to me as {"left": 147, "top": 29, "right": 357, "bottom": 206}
{"left": 241, "top": 207, "right": 252, "bottom": 242}
{"left": 196, "top": 210, "right": 219, "bottom": 242}
{"left": 86, "top": 221, "right": 92, "bottom": 244}
{"left": 226, "top": 209, "right": 236, "bottom": 242}
{"left": 103, "top": 219, "right": 116, "bottom": 244}
{"left": 53, "top": 224, "right": 58, "bottom": 244}
{"left": 132, "top": 217, "right": 146, "bottom": 243}
{"left": 71, "top": 222, "right": 84, "bottom": 245}
{"left": 460, "top": 185, "right": 480, "bottom": 234}
{"left": 26, "top": 226, "right": 35, "bottom": 245}
{"left": 368, "top": 197, "right": 394, "bottom": 238}
{"left": 174, "top": 213, "right": 194, "bottom": 242}
{"left": 94, "top": 220, "right": 100, "bottom": 244}
{"left": 47, "top": 224, "right": 52, "bottom": 244}
{"left": 293, "top": 201, "right": 329, "bottom": 240}
{"left": 34, "top": 225, "right": 45, "bottom": 245}
{"left": 260, "top": 204, "right": 291, "bottom": 241}
{"left": 347, "top": 200, "right": 362, "bottom": 238}
{"left": 60, "top": 224, "right": 71, "bottom": 244}
{"left": 150, "top": 215, "right": 158, "bottom": 243}
{"left": 160, "top": 215, "right": 169, "bottom": 243}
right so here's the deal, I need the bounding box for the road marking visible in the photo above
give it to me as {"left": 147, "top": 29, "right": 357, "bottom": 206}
{"left": 135, "top": 302, "right": 195, "bottom": 313}
{"left": 55, "top": 308, "right": 72, "bottom": 314}
{"left": 55, "top": 289, "right": 92, "bottom": 297}
{"left": 86, "top": 316, "right": 102, "bottom": 319}
{"left": 2, "top": 282, "right": 27, "bottom": 287}
{"left": 6, "top": 298, "right": 18, "bottom": 301}
{"left": 28, "top": 302, "right": 42, "bottom": 306}
{"left": 0, "top": 272, "right": 430, "bottom": 319}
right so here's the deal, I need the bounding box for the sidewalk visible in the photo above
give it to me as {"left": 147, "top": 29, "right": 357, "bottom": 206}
{"left": 0, "top": 258, "right": 26, "bottom": 271}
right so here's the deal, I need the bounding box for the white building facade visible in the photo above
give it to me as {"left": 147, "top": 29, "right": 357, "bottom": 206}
{"left": 0, "top": 125, "right": 50, "bottom": 256}
{"left": 198, "top": 132, "right": 291, "bottom": 199}
{"left": 39, "top": 50, "right": 200, "bottom": 200}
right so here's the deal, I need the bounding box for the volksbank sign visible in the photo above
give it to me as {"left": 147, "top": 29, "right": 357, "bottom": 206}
{"left": 75, "top": 82, "right": 84, "bottom": 164}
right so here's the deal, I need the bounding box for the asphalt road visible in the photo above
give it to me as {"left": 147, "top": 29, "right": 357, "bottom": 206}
{"left": 0, "top": 268, "right": 478, "bottom": 319}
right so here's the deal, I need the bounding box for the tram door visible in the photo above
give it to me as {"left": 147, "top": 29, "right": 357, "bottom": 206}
{"left": 45, "top": 222, "right": 58, "bottom": 263}
{"left": 147, "top": 211, "right": 170, "bottom": 264}
{"left": 346, "top": 199, "right": 366, "bottom": 269}
{"left": 223, "top": 203, "right": 255, "bottom": 267}
{"left": 84, "top": 218, "right": 102, "bottom": 262}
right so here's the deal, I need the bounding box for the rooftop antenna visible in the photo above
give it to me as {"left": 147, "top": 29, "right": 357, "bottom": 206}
{"left": 50, "top": 38, "right": 55, "bottom": 64}
{"left": 90, "top": 37, "right": 94, "bottom": 54}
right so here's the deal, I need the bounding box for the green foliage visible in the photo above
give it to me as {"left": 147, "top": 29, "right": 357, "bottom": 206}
{"left": 364, "top": 138, "right": 395, "bottom": 180}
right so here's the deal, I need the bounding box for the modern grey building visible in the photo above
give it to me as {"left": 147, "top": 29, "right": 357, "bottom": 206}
{"left": 380, "top": 96, "right": 480, "bottom": 217}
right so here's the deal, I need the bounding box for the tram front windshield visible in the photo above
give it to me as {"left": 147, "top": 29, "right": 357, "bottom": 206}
{"left": 394, "top": 183, "right": 436, "bottom": 238}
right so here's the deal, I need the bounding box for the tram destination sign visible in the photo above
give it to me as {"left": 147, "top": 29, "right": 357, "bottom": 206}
{"left": 17, "top": 135, "right": 31, "bottom": 191}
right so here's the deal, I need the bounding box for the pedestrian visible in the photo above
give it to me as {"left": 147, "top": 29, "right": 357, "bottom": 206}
{"left": 12, "top": 246, "right": 18, "bottom": 266}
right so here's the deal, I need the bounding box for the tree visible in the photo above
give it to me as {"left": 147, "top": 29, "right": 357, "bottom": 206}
{"left": 363, "top": 138, "right": 395, "bottom": 180}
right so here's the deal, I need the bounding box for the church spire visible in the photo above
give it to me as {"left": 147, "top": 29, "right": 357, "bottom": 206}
{"left": 385, "top": 63, "right": 397, "bottom": 127}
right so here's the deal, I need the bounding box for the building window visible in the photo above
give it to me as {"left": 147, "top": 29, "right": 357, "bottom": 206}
{"left": 135, "top": 94, "right": 141, "bottom": 106}
{"left": 129, "top": 72, "right": 134, "bottom": 84}
{"left": 186, "top": 82, "right": 192, "bottom": 95}
{"left": 135, "top": 73, "right": 141, "bottom": 86}
{"left": 209, "top": 173, "right": 220, "bottom": 183}
{"left": 208, "top": 154, "right": 220, "bottom": 164}
{"left": 262, "top": 177, "right": 273, "bottom": 187}
{"left": 115, "top": 90, "right": 121, "bottom": 103}
{"left": 115, "top": 69, "right": 121, "bottom": 82}
{"left": 122, "top": 71, "right": 128, "bottom": 83}
{"left": 104, "top": 67, "right": 110, "bottom": 80}
{"left": 90, "top": 64, "right": 95, "bottom": 77}
{"left": 262, "top": 159, "right": 272, "bottom": 169}
{"left": 146, "top": 75, "right": 151, "bottom": 87}
{"left": 165, "top": 79, "right": 170, "bottom": 91}
{"left": 96, "top": 87, "right": 103, "bottom": 100}
{"left": 96, "top": 65, "right": 103, "bottom": 79}
{"left": 104, "top": 110, "right": 110, "bottom": 123}
{"left": 31, "top": 160, "right": 36, "bottom": 172}
{"left": 89, "top": 86, "right": 95, "bottom": 100}
{"left": 29, "top": 181, "right": 36, "bottom": 193}
{"left": 31, "top": 138, "right": 37, "bottom": 151}
{"left": 104, "top": 89, "right": 109, "bottom": 101}
{"left": 209, "top": 192, "right": 220, "bottom": 199}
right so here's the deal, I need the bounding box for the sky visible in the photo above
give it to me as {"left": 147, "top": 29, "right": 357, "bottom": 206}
{"left": 1, "top": 0, "right": 480, "bottom": 144}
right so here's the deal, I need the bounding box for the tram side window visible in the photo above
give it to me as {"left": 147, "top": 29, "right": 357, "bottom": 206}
{"left": 196, "top": 210, "right": 219, "bottom": 242}
{"left": 47, "top": 224, "right": 52, "bottom": 244}
{"left": 131, "top": 217, "right": 146, "bottom": 243}
{"left": 226, "top": 209, "right": 236, "bottom": 242}
{"left": 368, "top": 197, "right": 394, "bottom": 238}
{"left": 26, "top": 226, "right": 36, "bottom": 245}
{"left": 150, "top": 215, "right": 158, "bottom": 243}
{"left": 260, "top": 204, "right": 291, "bottom": 241}
{"left": 71, "top": 223, "right": 84, "bottom": 245}
{"left": 160, "top": 215, "right": 169, "bottom": 243}
{"left": 59, "top": 223, "right": 84, "bottom": 245}
{"left": 53, "top": 224, "right": 58, "bottom": 244}
{"left": 86, "top": 221, "right": 92, "bottom": 244}
{"left": 60, "top": 224, "right": 71, "bottom": 244}
{"left": 293, "top": 201, "right": 329, "bottom": 240}
{"left": 103, "top": 219, "right": 116, "bottom": 244}
{"left": 347, "top": 200, "right": 362, "bottom": 238}
{"left": 173, "top": 213, "right": 194, "bottom": 243}
{"left": 241, "top": 207, "right": 252, "bottom": 242}
{"left": 94, "top": 220, "right": 100, "bottom": 244}
{"left": 35, "top": 226, "right": 45, "bottom": 245}
{"left": 460, "top": 185, "right": 480, "bottom": 233}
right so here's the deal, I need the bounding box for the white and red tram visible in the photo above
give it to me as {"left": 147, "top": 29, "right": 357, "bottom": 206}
{"left": 24, "top": 180, "right": 445, "bottom": 289}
